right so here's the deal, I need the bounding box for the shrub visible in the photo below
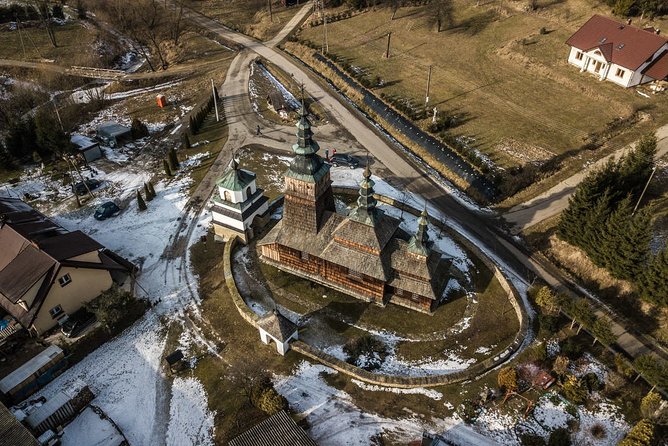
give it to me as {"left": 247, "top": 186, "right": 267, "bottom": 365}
{"left": 590, "top": 423, "right": 606, "bottom": 439}
{"left": 131, "top": 118, "right": 149, "bottom": 139}
{"left": 548, "top": 428, "right": 571, "bottom": 446}
{"left": 343, "top": 335, "right": 388, "bottom": 371}
{"left": 618, "top": 419, "right": 655, "bottom": 446}
{"left": 582, "top": 372, "right": 601, "bottom": 392}
{"left": 561, "top": 375, "right": 587, "bottom": 405}
{"left": 520, "top": 433, "right": 546, "bottom": 446}
{"left": 85, "top": 285, "right": 147, "bottom": 333}
{"left": 458, "top": 399, "right": 479, "bottom": 423}
{"left": 498, "top": 367, "right": 518, "bottom": 393}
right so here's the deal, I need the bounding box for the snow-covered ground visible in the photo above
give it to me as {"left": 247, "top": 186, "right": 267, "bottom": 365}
{"left": 60, "top": 406, "right": 125, "bottom": 446}
{"left": 29, "top": 152, "right": 215, "bottom": 445}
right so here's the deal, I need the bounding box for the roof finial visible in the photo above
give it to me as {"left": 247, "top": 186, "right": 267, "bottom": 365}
{"left": 300, "top": 83, "right": 307, "bottom": 117}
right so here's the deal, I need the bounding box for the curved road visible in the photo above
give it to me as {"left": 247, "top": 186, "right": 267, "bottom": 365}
{"left": 180, "top": 2, "right": 665, "bottom": 377}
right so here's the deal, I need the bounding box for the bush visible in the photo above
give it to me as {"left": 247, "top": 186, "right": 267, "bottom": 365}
{"left": 548, "top": 428, "right": 571, "bottom": 446}
{"left": 590, "top": 423, "right": 606, "bottom": 439}
{"left": 343, "top": 335, "right": 388, "bottom": 371}
{"left": 498, "top": 367, "right": 518, "bottom": 393}
{"left": 458, "top": 400, "right": 479, "bottom": 423}
{"left": 560, "top": 337, "right": 583, "bottom": 359}
{"left": 582, "top": 372, "right": 601, "bottom": 392}
{"left": 85, "top": 285, "right": 148, "bottom": 333}
{"left": 520, "top": 433, "right": 546, "bottom": 446}
{"left": 249, "top": 375, "right": 288, "bottom": 415}
{"left": 561, "top": 375, "right": 587, "bottom": 405}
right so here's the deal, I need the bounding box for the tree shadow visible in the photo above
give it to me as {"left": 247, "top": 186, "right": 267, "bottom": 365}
{"left": 451, "top": 10, "right": 497, "bottom": 36}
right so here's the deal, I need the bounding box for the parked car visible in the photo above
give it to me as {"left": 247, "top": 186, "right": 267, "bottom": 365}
{"left": 72, "top": 179, "right": 101, "bottom": 196}
{"left": 94, "top": 201, "right": 120, "bottom": 220}
{"left": 60, "top": 309, "right": 96, "bottom": 338}
{"left": 329, "top": 153, "right": 359, "bottom": 169}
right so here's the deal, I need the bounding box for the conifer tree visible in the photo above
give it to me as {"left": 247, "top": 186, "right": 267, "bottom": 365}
{"left": 136, "top": 190, "right": 147, "bottom": 211}
{"left": 618, "top": 133, "right": 657, "bottom": 198}
{"left": 189, "top": 116, "right": 197, "bottom": 134}
{"left": 182, "top": 132, "right": 191, "bottom": 149}
{"left": 167, "top": 155, "right": 177, "bottom": 175}
{"left": 148, "top": 181, "right": 157, "bottom": 198}
{"left": 638, "top": 249, "right": 668, "bottom": 307}
{"left": 591, "top": 317, "right": 615, "bottom": 346}
{"left": 163, "top": 159, "right": 172, "bottom": 177}
{"left": 578, "top": 190, "right": 613, "bottom": 263}
{"left": 618, "top": 419, "right": 655, "bottom": 446}
{"left": 535, "top": 286, "right": 558, "bottom": 314}
{"left": 612, "top": 206, "right": 652, "bottom": 281}
{"left": 144, "top": 183, "right": 153, "bottom": 201}
{"left": 169, "top": 147, "right": 180, "bottom": 169}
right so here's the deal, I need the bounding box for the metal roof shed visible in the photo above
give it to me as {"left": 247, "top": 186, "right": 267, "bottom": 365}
{"left": 0, "top": 345, "right": 65, "bottom": 398}
{"left": 96, "top": 122, "right": 132, "bottom": 147}
{"left": 70, "top": 134, "right": 102, "bottom": 163}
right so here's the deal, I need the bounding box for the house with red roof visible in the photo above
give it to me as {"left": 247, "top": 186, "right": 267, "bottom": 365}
{"left": 566, "top": 15, "right": 668, "bottom": 87}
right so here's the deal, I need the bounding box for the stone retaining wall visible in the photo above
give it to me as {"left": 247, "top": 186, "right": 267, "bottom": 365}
{"left": 223, "top": 191, "right": 530, "bottom": 388}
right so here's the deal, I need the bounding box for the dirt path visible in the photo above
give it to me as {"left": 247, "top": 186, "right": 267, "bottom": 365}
{"left": 504, "top": 124, "right": 668, "bottom": 232}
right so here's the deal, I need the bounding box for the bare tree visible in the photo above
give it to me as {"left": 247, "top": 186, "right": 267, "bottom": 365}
{"left": 431, "top": 0, "right": 454, "bottom": 32}
{"left": 30, "top": 0, "right": 57, "bottom": 47}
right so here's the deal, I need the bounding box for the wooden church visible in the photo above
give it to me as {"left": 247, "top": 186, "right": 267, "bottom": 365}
{"left": 259, "top": 102, "right": 452, "bottom": 313}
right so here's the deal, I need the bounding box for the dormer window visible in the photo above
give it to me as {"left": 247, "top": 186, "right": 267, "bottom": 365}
{"left": 599, "top": 37, "right": 607, "bottom": 43}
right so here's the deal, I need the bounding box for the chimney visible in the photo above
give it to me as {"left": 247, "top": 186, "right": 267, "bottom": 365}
{"left": 627, "top": 18, "right": 632, "bottom": 25}
{"left": 657, "top": 29, "right": 661, "bottom": 35}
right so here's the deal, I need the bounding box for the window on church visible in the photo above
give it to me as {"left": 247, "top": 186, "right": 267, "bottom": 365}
{"left": 245, "top": 186, "right": 251, "bottom": 197}
{"left": 224, "top": 191, "right": 231, "bottom": 201}
{"left": 300, "top": 251, "right": 309, "bottom": 261}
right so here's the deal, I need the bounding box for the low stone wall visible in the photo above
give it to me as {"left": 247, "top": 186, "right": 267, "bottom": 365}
{"left": 223, "top": 191, "right": 530, "bottom": 388}
{"left": 223, "top": 236, "right": 259, "bottom": 327}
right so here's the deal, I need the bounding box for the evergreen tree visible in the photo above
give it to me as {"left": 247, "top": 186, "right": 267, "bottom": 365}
{"left": 169, "top": 147, "right": 180, "bottom": 169}
{"left": 181, "top": 132, "right": 191, "bottom": 149}
{"left": 131, "top": 118, "right": 149, "bottom": 139}
{"left": 577, "top": 190, "right": 613, "bottom": 263}
{"left": 136, "top": 190, "right": 147, "bottom": 211}
{"left": 561, "top": 374, "right": 587, "bottom": 404}
{"left": 618, "top": 133, "right": 656, "bottom": 198}
{"left": 535, "top": 286, "right": 558, "bottom": 314}
{"left": 189, "top": 115, "right": 198, "bottom": 134}
{"left": 35, "top": 110, "right": 69, "bottom": 158}
{"left": 0, "top": 142, "right": 15, "bottom": 170}
{"left": 163, "top": 159, "right": 172, "bottom": 176}
{"left": 51, "top": 4, "right": 64, "bottom": 20}
{"left": 634, "top": 354, "right": 668, "bottom": 391}
{"left": 618, "top": 419, "right": 655, "bottom": 446}
{"left": 143, "top": 183, "right": 154, "bottom": 201}
{"left": 147, "top": 181, "right": 156, "bottom": 198}
{"left": 640, "top": 391, "right": 663, "bottom": 420}
{"left": 497, "top": 367, "right": 518, "bottom": 393}
{"left": 167, "top": 155, "right": 177, "bottom": 175}
{"left": 638, "top": 249, "right": 668, "bottom": 307}
{"left": 570, "top": 299, "right": 594, "bottom": 332}
{"left": 591, "top": 317, "right": 615, "bottom": 346}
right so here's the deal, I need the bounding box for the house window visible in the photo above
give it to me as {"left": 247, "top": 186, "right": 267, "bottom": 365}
{"left": 58, "top": 274, "right": 72, "bottom": 287}
{"left": 615, "top": 68, "right": 626, "bottom": 78}
{"left": 49, "top": 305, "right": 63, "bottom": 319}
{"left": 575, "top": 51, "right": 583, "bottom": 61}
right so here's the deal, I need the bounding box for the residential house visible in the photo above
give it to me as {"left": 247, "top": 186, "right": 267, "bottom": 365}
{"left": 0, "top": 198, "right": 130, "bottom": 335}
{"left": 566, "top": 15, "right": 668, "bottom": 87}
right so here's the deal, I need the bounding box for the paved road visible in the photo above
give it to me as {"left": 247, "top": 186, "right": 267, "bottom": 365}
{"left": 181, "top": 1, "right": 666, "bottom": 378}
{"left": 504, "top": 124, "right": 668, "bottom": 232}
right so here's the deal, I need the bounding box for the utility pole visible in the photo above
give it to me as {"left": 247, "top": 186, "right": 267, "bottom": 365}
{"left": 63, "top": 156, "right": 81, "bottom": 208}
{"left": 211, "top": 79, "right": 220, "bottom": 122}
{"left": 52, "top": 99, "right": 64, "bottom": 132}
{"left": 632, "top": 166, "right": 657, "bottom": 215}
{"left": 15, "top": 15, "right": 26, "bottom": 60}
{"left": 385, "top": 32, "right": 391, "bottom": 58}
{"left": 425, "top": 65, "right": 432, "bottom": 107}
{"left": 323, "top": 3, "right": 328, "bottom": 54}
{"left": 268, "top": 0, "right": 273, "bottom": 22}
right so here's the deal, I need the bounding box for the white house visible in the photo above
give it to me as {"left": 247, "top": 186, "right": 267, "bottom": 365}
{"left": 257, "top": 309, "right": 298, "bottom": 355}
{"left": 211, "top": 159, "right": 269, "bottom": 243}
{"left": 566, "top": 15, "right": 668, "bottom": 88}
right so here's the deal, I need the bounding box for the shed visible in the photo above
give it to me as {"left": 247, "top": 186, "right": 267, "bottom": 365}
{"left": 228, "top": 410, "right": 316, "bottom": 446}
{"left": 96, "top": 122, "right": 132, "bottom": 148}
{"left": 165, "top": 350, "right": 184, "bottom": 373}
{"left": 533, "top": 370, "right": 556, "bottom": 390}
{"left": 257, "top": 309, "right": 298, "bottom": 355}
{"left": 70, "top": 134, "right": 102, "bottom": 163}
{"left": 0, "top": 345, "right": 66, "bottom": 402}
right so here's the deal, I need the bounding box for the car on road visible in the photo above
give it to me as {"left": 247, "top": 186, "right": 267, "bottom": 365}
{"left": 72, "top": 178, "right": 102, "bottom": 196}
{"left": 94, "top": 201, "right": 121, "bottom": 220}
{"left": 328, "top": 153, "right": 359, "bottom": 169}
{"left": 61, "top": 309, "right": 96, "bottom": 338}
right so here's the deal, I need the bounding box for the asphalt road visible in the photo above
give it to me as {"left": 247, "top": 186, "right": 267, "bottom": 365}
{"left": 180, "top": 2, "right": 666, "bottom": 371}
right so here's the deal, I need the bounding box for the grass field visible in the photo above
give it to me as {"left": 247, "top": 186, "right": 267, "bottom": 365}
{"left": 185, "top": 0, "right": 304, "bottom": 42}
{"left": 296, "top": 1, "right": 668, "bottom": 173}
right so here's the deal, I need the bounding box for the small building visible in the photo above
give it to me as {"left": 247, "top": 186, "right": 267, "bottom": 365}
{"left": 96, "top": 122, "right": 132, "bottom": 148}
{"left": 533, "top": 370, "right": 556, "bottom": 390}
{"left": 0, "top": 345, "right": 67, "bottom": 402}
{"left": 0, "top": 197, "right": 131, "bottom": 335}
{"left": 0, "top": 401, "right": 40, "bottom": 446}
{"left": 70, "top": 134, "right": 102, "bottom": 163}
{"left": 566, "top": 15, "right": 668, "bottom": 87}
{"left": 211, "top": 159, "right": 269, "bottom": 244}
{"left": 257, "top": 309, "right": 298, "bottom": 355}
{"left": 228, "top": 410, "right": 316, "bottom": 446}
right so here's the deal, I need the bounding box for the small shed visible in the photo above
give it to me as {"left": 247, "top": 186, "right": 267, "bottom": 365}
{"left": 0, "top": 345, "right": 67, "bottom": 402}
{"left": 257, "top": 309, "right": 298, "bottom": 355}
{"left": 164, "top": 350, "right": 184, "bottom": 373}
{"left": 156, "top": 94, "right": 167, "bottom": 108}
{"left": 229, "top": 410, "right": 316, "bottom": 446}
{"left": 96, "top": 122, "right": 132, "bottom": 148}
{"left": 533, "top": 370, "right": 556, "bottom": 390}
{"left": 70, "top": 134, "right": 102, "bottom": 163}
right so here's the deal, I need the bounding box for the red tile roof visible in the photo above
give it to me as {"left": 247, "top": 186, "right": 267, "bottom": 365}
{"left": 566, "top": 15, "right": 667, "bottom": 71}
{"left": 643, "top": 50, "right": 668, "bottom": 80}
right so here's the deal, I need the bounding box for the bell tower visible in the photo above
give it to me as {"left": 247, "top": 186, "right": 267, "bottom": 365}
{"left": 282, "top": 99, "right": 335, "bottom": 233}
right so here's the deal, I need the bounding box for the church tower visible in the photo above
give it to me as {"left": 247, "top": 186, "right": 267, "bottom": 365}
{"left": 282, "top": 100, "right": 335, "bottom": 233}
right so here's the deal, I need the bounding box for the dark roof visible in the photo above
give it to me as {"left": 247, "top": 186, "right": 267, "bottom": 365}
{"left": 257, "top": 310, "right": 297, "bottom": 341}
{"left": 643, "top": 50, "right": 668, "bottom": 80}
{"left": 0, "top": 401, "right": 39, "bottom": 446}
{"left": 217, "top": 160, "right": 256, "bottom": 192}
{"left": 0, "top": 246, "right": 54, "bottom": 303}
{"left": 165, "top": 350, "right": 184, "bottom": 365}
{"left": 96, "top": 121, "right": 131, "bottom": 137}
{"left": 566, "top": 15, "right": 667, "bottom": 70}
{"left": 228, "top": 410, "right": 316, "bottom": 446}
{"left": 37, "top": 230, "right": 104, "bottom": 261}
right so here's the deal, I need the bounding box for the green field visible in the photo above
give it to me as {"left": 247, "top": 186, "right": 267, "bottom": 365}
{"left": 297, "top": 1, "right": 668, "bottom": 170}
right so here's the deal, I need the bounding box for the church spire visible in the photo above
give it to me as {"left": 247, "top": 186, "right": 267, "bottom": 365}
{"left": 408, "top": 206, "right": 431, "bottom": 256}
{"left": 292, "top": 87, "right": 319, "bottom": 156}
{"left": 349, "top": 163, "right": 381, "bottom": 226}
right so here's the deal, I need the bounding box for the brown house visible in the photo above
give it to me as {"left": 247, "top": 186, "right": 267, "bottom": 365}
{"left": 259, "top": 103, "right": 452, "bottom": 313}
{"left": 0, "top": 198, "right": 129, "bottom": 335}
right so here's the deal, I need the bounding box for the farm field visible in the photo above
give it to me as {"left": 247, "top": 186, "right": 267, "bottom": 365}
{"left": 297, "top": 0, "right": 668, "bottom": 172}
